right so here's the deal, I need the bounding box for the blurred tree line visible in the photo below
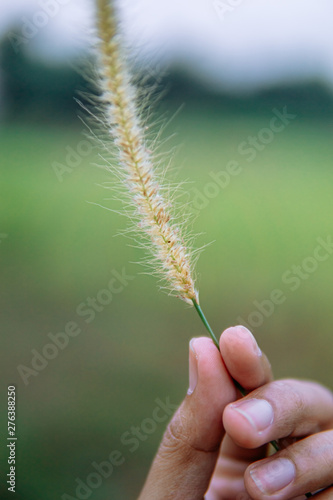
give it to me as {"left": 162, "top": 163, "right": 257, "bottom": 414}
{"left": 1, "top": 33, "right": 333, "bottom": 125}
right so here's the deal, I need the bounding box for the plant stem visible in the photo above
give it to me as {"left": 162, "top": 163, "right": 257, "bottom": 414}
{"left": 192, "top": 300, "right": 219, "bottom": 349}
{"left": 192, "top": 300, "right": 313, "bottom": 497}
{"left": 192, "top": 299, "right": 247, "bottom": 397}
{"left": 192, "top": 299, "right": 313, "bottom": 497}
{"left": 192, "top": 299, "right": 295, "bottom": 480}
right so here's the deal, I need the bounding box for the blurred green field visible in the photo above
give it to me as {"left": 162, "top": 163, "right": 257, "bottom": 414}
{"left": 1, "top": 103, "right": 333, "bottom": 499}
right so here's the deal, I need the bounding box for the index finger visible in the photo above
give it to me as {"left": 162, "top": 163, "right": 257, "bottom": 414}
{"left": 220, "top": 326, "right": 273, "bottom": 391}
{"left": 205, "top": 326, "right": 274, "bottom": 499}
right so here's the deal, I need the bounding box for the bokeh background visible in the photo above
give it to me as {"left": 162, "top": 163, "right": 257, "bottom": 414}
{"left": 1, "top": 0, "right": 333, "bottom": 498}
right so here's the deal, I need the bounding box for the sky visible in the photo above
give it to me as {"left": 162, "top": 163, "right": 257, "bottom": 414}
{"left": 1, "top": 0, "right": 333, "bottom": 93}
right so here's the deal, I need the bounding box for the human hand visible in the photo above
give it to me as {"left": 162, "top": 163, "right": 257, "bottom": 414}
{"left": 222, "top": 376, "right": 333, "bottom": 500}
{"left": 138, "top": 326, "right": 333, "bottom": 499}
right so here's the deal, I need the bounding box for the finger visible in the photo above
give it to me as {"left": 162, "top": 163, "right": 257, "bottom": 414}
{"left": 206, "top": 326, "right": 273, "bottom": 499}
{"left": 219, "top": 326, "right": 273, "bottom": 391}
{"left": 245, "top": 430, "right": 333, "bottom": 499}
{"left": 205, "top": 441, "right": 267, "bottom": 500}
{"left": 138, "top": 337, "right": 237, "bottom": 500}
{"left": 223, "top": 379, "right": 333, "bottom": 449}
{"left": 219, "top": 326, "right": 273, "bottom": 462}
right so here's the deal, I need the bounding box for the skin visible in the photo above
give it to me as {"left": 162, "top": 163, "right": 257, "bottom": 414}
{"left": 138, "top": 326, "right": 333, "bottom": 500}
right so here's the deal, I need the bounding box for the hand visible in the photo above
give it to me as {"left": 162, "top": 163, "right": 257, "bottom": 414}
{"left": 138, "top": 326, "right": 333, "bottom": 499}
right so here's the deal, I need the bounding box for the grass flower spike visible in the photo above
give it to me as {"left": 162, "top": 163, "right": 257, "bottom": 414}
{"left": 93, "top": 0, "right": 296, "bottom": 469}
{"left": 96, "top": 0, "right": 199, "bottom": 307}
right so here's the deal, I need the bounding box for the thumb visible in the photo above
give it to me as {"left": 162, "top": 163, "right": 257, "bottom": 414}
{"left": 138, "top": 337, "right": 237, "bottom": 500}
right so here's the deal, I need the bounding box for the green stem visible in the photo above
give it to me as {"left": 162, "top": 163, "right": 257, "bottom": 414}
{"left": 192, "top": 300, "right": 219, "bottom": 349}
{"left": 191, "top": 299, "right": 312, "bottom": 498}
{"left": 192, "top": 299, "right": 245, "bottom": 396}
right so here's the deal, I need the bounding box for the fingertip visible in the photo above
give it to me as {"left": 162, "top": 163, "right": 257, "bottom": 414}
{"left": 193, "top": 336, "right": 228, "bottom": 388}
{"left": 220, "top": 325, "right": 262, "bottom": 357}
{"left": 189, "top": 336, "right": 215, "bottom": 353}
{"left": 188, "top": 337, "right": 220, "bottom": 395}
{"left": 183, "top": 336, "right": 237, "bottom": 452}
{"left": 188, "top": 336, "right": 236, "bottom": 402}
{"left": 223, "top": 398, "right": 275, "bottom": 448}
{"left": 219, "top": 326, "right": 273, "bottom": 390}
{"left": 188, "top": 339, "right": 199, "bottom": 396}
{"left": 187, "top": 336, "right": 226, "bottom": 398}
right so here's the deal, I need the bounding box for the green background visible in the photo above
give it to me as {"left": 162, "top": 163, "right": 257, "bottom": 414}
{"left": 1, "top": 56, "right": 333, "bottom": 498}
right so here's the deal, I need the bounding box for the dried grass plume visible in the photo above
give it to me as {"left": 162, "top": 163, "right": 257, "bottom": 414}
{"left": 94, "top": 0, "right": 199, "bottom": 305}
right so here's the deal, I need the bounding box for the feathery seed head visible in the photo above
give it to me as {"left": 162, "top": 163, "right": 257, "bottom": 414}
{"left": 95, "top": 0, "right": 199, "bottom": 305}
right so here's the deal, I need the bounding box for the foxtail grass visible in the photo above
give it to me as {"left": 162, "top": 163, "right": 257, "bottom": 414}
{"left": 94, "top": 0, "right": 248, "bottom": 391}
{"left": 92, "top": 1, "right": 313, "bottom": 494}
{"left": 94, "top": 0, "right": 248, "bottom": 396}
{"left": 95, "top": 0, "right": 199, "bottom": 307}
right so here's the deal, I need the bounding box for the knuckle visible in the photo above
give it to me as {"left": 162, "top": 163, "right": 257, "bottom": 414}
{"left": 265, "top": 380, "right": 307, "bottom": 435}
